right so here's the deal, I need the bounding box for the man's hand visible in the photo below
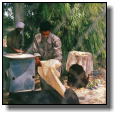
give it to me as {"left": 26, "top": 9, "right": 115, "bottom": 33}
{"left": 9, "top": 44, "right": 25, "bottom": 53}
{"left": 22, "top": 49, "right": 26, "bottom": 52}
{"left": 14, "top": 49, "right": 25, "bottom": 53}
{"left": 35, "top": 56, "right": 42, "bottom": 66}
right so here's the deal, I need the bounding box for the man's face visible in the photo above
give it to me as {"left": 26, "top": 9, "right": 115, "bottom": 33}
{"left": 16, "top": 28, "right": 23, "bottom": 33}
{"left": 41, "top": 30, "right": 51, "bottom": 40}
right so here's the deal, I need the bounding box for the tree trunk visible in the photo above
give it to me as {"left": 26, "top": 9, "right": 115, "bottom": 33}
{"left": 13, "top": 3, "right": 25, "bottom": 27}
{"left": 66, "top": 51, "right": 93, "bottom": 77}
{"left": 13, "top": 3, "right": 25, "bottom": 46}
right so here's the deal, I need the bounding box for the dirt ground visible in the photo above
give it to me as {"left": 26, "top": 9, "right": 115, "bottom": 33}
{"left": 2, "top": 39, "right": 106, "bottom": 104}
{"left": 3, "top": 74, "right": 106, "bottom": 104}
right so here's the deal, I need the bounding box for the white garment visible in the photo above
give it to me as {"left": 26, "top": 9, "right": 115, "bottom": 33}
{"left": 16, "top": 22, "right": 25, "bottom": 29}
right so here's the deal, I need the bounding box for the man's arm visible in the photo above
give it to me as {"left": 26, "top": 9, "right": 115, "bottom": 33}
{"left": 7, "top": 33, "right": 24, "bottom": 53}
{"left": 33, "top": 36, "right": 42, "bottom": 66}
{"left": 53, "top": 38, "right": 62, "bottom": 62}
{"left": 20, "top": 33, "right": 26, "bottom": 52}
{"left": 33, "top": 37, "right": 41, "bottom": 57}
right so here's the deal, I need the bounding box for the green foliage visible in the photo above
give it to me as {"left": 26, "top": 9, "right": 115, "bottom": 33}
{"left": 86, "top": 79, "right": 102, "bottom": 88}
{"left": 3, "top": 3, "right": 106, "bottom": 72}
{"left": 3, "top": 3, "right": 14, "bottom": 38}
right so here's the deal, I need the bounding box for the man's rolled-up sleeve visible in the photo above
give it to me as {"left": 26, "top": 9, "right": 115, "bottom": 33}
{"left": 33, "top": 37, "right": 41, "bottom": 57}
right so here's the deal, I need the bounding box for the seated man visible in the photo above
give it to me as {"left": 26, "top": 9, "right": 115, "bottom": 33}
{"left": 67, "top": 64, "right": 89, "bottom": 88}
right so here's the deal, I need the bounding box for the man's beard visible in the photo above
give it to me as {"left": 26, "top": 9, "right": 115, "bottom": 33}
{"left": 16, "top": 29, "right": 22, "bottom": 34}
{"left": 42, "top": 37, "right": 48, "bottom": 40}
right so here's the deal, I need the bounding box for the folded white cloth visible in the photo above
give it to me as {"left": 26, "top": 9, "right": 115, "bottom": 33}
{"left": 38, "top": 59, "right": 66, "bottom": 97}
{"left": 16, "top": 22, "right": 25, "bottom": 29}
